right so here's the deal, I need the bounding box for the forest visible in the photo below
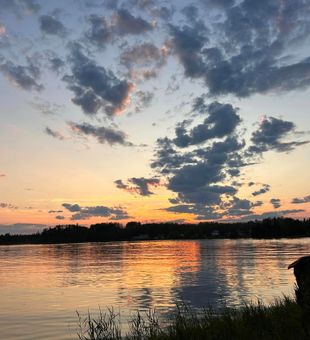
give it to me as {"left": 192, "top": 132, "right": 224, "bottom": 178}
{"left": 1, "top": 217, "right": 310, "bottom": 245}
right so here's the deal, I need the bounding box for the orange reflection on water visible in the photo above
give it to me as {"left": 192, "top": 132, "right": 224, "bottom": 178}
{"left": 117, "top": 241, "right": 201, "bottom": 309}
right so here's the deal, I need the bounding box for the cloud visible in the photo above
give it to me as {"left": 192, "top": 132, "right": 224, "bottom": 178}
{"left": 86, "top": 9, "right": 152, "bottom": 47}
{"left": 128, "top": 0, "right": 174, "bottom": 19}
{"left": 169, "top": 1, "right": 310, "bottom": 97}
{"left": 0, "top": 0, "right": 40, "bottom": 17}
{"left": 48, "top": 210, "right": 63, "bottom": 214}
{"left": 62, "top": 203, "right": 130, "bottom": 220}
{"left": 0, "top": 22, "right": 9, "bottom": 47}
{"left": 181, "top": 4, "right": 199, "bottom": 22}
{"left": 291, "top": 195, "right": 310, "bottom": 204}
{"left": 121, "top": 42, "right": 167, "bottom": 68}
{"left": 0, "top": 60, "right": 43, "bottom": 91}
{"left": 169, "top": 22, "right": 207, "bottom": 79}
{"left": 48, "top": 57, "right": 65, "bottom": 73}
{"left": 225, "top": 198, "right": 255, "bottom": 216}
{"left": 0, "top": 223, "right": 46, "bottom": 235}
{"left": 120, "top": 42, "right": 169, "bottom": 80}
{"left": 148, "top": 96, "right": 309, "bottom": 221}
{"left": 112, "top": 9, "right": 153, "bottom": 35}
{"left": 68, "top": 122, "right": 133, "bottom": 146}
{"left": 226, "top": 209, "right": 305, "bottom": 223}
{"left": 0, "top": 22, "right": 5, "bottom": 35}
{"left": 0, "top": 173, "right": 5, "bottom": 178}
{"left": 30, "top": 98, "right": 64, "bottom": 115}
{"left": 62, "top": 203, "right": 80, "bottom": 212}
{"left": 248, "top": 117, "right": 309, "bottom": 154}
{"left": 0, "top": 202, "right": 18, "bottom": 209}
{"left": 39, "top": 15, "right": 66, "bottom": 37}
{"left": 164, "top": 204, "right": 223, "bottom": 221}
{"left": 45, "top": 127, "right": 65, "bottom": 140}
{"left": 252, "top": 184, "right": 270, "bottom": 196}
{"left": 133, "top": 90, "right": 154, "bottom": 113}
{"left": 55, "top": 215, "right": 65, "bottom": 220}
{"left": 86, "top": 14, "right": 112, "bottom": 46}
{"left": 115, "top": 177, "right": 160, "bottom": 196}
{"left": 270, "top": 198, "right": 281, "bottom": 209}
{"left": 64, "top": 43, "right": 134, "bottom": 115}
{"left": 173, "top": 102, "right": 241, "bottom": 147}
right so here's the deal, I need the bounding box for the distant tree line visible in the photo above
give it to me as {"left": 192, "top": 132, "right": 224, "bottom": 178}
{"left": 1, "top": 217, "right": 310, "bottom": 245}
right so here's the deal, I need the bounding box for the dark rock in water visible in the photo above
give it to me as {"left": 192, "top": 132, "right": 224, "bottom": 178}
{"left": 288, "top": 256, "right": 310, "bottom": 310}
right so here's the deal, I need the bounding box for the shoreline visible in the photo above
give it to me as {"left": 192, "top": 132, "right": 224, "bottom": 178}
{"left": 1, "top": 217, "right": 310, "bottom": 246}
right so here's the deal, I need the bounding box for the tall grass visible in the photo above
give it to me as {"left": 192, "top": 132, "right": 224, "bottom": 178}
{"left": 77, "top": 296, "right": 309, "bottom": 339}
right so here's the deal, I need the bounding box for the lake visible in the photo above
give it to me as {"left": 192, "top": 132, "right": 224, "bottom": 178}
{"left": 0, "top": 238, "right": 309, "bottom": 339}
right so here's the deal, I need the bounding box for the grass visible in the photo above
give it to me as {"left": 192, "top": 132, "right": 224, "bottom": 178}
{"left": 77, "top": 296, "right": 310, "bottom": 340}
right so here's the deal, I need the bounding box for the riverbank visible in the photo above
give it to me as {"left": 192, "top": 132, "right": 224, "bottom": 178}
{"left": 78, "top": 297, "right": 309, "bottom": 340}
{"left": 1, "top": 217, "right": 310, "bottom": 245}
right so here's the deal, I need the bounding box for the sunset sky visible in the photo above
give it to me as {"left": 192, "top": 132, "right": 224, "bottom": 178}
{"left": 1, "top": 0, "right": 310, "bottom": 234}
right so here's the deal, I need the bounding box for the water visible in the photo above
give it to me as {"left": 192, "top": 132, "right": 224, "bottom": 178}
{"left": 0, "top": 238, "right": 309, "bottom": 339}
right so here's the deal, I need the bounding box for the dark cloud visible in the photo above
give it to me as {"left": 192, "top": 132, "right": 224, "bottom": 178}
{"left": 120, "top": 42, "right": 168, "bottom": 69}
{"left": 69, "top": 122, "right": 133, "bottom": 146}
{"left": 133, "top": 90, "right": 154, "bottom": 113}
{"left": 0, "top": 173, "right": 5, "bottom": 178}
{"left": 291, "top": 195, "right": 310, "bottom": 204}
{"left": 201, "top": 0, "right": 235, "bottom": 8}
{"left": 227, "top": 209, "right": 305, "bottom": 223}
{"left": 225, "top": 198, "right": 255, "bottom": 216}
{"left": 48, "top": 210, "right": 63, "bottom": 214}
{"left": 45, "top": 127, "right": 65, "bottom": 140}
{"left": 0, "top": 202, "right": 18, "bottom": 209}
{"left": 104, "top": 0, "right": 119, "bottom": 10}
{"left": 55, "top": 215, "right": 65, "bottom": 220}
{"left": 0, "top": 60, "right": 43, "bottom": 91}
{"left": 151, "top": 137, "right": 197, "bottom": 174}
{"left": 64, "top": 43, "right": 134, "bottom": 115}
{"left": 252, "top": 200, "right": 263, "bottom": 207}
{"left": 120, "top": 42, "right": 169, "bottom": 81}
{"left": 115, "top": 177, "right": 160, "bottom": 196}
{"left": 0, "top": 22, "right": 9, "bottom": 48}
{"left": 248, "top": 117, "right": 309, "bottom": 154}
{"left": 39, "top": 15, "right": 66, "bottom": 37}
{"left": 148, "top": 95, "right": 309, "bottom": 221}
{"left": 62, "top": 203, "right": 80, "bottom": 212}
{"left": 270, "top": 198, "right": 281, "bottom": 209}
{"left": 49, "top": 57, "right": 65, "bottom": 72}
{"left": 86, "top": 9, "right": 152, "bottom": 47}
{"left": 181, "top": 4, "right": 199, "bottom": 22}
{"left": 169, "top": 22, "right": 207, "bottom": 79}
{"left": 86, "top": 14, "right": 112, "bottom": 46}
{"left": 113, "top": 9, "right": 153, "bottom": 35}
{"left": 0, "top": 0, "right": 40, "bottom": 17}
{"left": 191, "top": 94, "right": 208, "bottom": 114}
{"left": 168, "top": 162, "right": 224, "bottom": 196}
{"left": 169, "top": 1, "right": 310, "bottom": 97}
{"left": 165, "top": 202, "right": 235, "bottom": 221}
{"left": 173, "top": 102, "right": 241, "bottom": 147}
{"left": 252, "top": 184, "right": 270, "bottom": 197}
{"left": 30, "top": 98, "right": 63, "bottom": 116}
{"left": 62, "top": 203, "right": 129, "bottom": 220}
{"left": 127, "top": 0, "right": 174, "bottom": 19}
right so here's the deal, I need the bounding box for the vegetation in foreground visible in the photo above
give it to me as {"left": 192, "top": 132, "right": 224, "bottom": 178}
{"left": 77, "top": 296, "right": 310, "bottom": 340}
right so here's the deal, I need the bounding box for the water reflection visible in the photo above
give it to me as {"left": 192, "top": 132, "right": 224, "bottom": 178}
{"left": 0, "top": 239, "right": 309, "bottom": 339}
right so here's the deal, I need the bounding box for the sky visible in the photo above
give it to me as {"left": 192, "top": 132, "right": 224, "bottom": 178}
{"left": 0, "top": 0, "right": 310, "bottom": 234}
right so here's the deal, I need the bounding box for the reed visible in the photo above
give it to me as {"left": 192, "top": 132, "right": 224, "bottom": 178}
{"left": 77, "top": 296, "right": 309, "bottom": 339}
